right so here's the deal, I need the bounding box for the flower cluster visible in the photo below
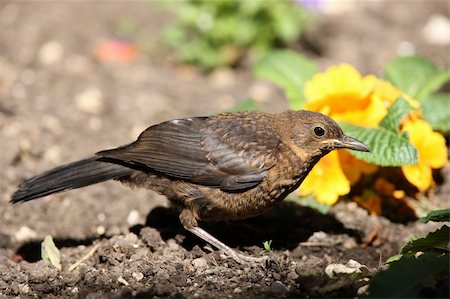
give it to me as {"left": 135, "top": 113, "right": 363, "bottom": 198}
{"left": 298, "top": 64, "right": 448, "bottom": 206}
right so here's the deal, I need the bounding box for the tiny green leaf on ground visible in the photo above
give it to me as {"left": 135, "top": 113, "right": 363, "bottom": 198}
{"left": 384, "top": 56, "right": 441, "bottom": 99}
{"left": 41, "top": 235, "right": 61, "bottom": 270}
{"left": 339, "top": 122, "right": 418, "bottom": 166}
{"left": 421, "top": 209, "right": 450, "bottom": 223}
{"left": 263, "top": 240, "right": 273, "bottom": 252}
{"left": 253, "top": 50, "right": 317, "bottom": 110}
{"left": 366, "top": 253, "right": 449, "bottom": 298}
{"left": 260, "top": 240, "right": 274, "bottom": 255}
{"left": 379, "top": 97, "right": 413, "bottom": 132}
{"left": 421, "top": 93, "right": 450, "bottom": 133}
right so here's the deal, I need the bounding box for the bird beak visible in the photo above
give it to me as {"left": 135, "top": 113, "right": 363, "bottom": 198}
{"left": 335, "top": 135, "right": 370, "bottom": 152}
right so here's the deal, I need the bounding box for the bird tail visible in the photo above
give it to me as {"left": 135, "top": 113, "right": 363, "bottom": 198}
{"left": 11, "top": 157, "right": 132, "bottom": 203}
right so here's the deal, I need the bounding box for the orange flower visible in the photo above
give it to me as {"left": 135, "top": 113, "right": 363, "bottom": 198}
{"left": 401, "top": 118, "right": 448, "bottom": 191}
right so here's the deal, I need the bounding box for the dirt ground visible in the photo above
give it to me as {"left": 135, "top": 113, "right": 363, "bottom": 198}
{"left": 0, "top": 1, "right": 449, "bottom": 298}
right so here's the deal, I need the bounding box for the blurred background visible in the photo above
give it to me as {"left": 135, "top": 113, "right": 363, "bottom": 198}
{"left": 1, "top": 0, "right": 449, "bottom": 242}
{"left": 0, "top": 1, "right": 448, "bottom": 297}
{"left": 1, "top": 0, "right": 449, "bottom": 254}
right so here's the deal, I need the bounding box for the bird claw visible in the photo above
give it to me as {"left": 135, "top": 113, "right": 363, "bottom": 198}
{"left": 186, "top": 225, "right": 268, "bottom": 265}
{"left": 222, "top": 249, "right": 268, "bottom": 264}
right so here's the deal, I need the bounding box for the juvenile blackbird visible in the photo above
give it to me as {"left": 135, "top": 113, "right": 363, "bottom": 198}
{"left": 11, "top": 110, "right": 369, "bottom": 263}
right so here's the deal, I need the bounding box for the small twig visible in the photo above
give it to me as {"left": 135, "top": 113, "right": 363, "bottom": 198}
{"left": 362, "top": 226, "right": 381, "bottom": 248}
{"left": 68, "top": 243, "right": 101, "bottom": 271}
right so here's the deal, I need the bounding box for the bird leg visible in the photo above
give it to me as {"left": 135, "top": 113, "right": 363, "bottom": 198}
{"left": 180, "top": 210, "right": 267, "bottom": 264}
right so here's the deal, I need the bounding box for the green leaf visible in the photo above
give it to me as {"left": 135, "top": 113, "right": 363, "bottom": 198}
{"left": 379, "top": 97, "right": 413, "bottom": 132}
{"left": 366, "top": 253, "right": 449, "bottom": 298}
{"left": 263, "top": 240, "right": 273, "bottom": 252}
{"left": 415, "top": 69, "right": 450, "bottom": 101}
{"left": 339, "top": 122, "right": 418, "bottom": 166}
{"left": 421, "top": 209, "right": 450, "bottom": 223}
{"left": 421, "top": 93, "right": 450, "bottom": 132}
{"left": 384, "top": 56, "right": 439, "bottom": 99}
{"left": 398, "top": 225, "right": 449, "bottom": 256}
{"left": 41, "top": 235, "right": 61, "bottom": 270}
{"left": 253, "top": 50, "right": 317, "bottom": 110}
{"left": 385, "top": 254, "right": 402, "bottom": 264}
{"left": 226, "top": 98, "right": 260, "bottom": 112}
{"left": 272, "top": 5, "right": 303, "bottom": 42}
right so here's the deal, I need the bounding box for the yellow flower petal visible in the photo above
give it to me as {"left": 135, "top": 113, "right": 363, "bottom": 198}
{"left": 338, "top": 151, "right": 378, "bottom": 185}
{"left": 333, "top": 94, "right": 387, "bottom": 127}
{"left": 401, "top": 163, "right": 433, "bottom": 191}
{"left": 304, "top": 64, "right": 386, "bottom": 127}
{"left": 298, "top": 151, "right": 350, "bottom": 205}
{"left": 425, "top": 134, "right": 448, "bottom": 168}
{"left": 374, "top": 79, "right": 420, "bottom": 109}
{"left": 401, "top": 118, "right": 448, "bottom": 191}
{"left": 301, "top": 63, "right": 446, "bottom": 195}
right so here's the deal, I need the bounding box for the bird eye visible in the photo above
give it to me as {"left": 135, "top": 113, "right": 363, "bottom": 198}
{"left": 314, "top": 126, "right": 325, "bottom": 137}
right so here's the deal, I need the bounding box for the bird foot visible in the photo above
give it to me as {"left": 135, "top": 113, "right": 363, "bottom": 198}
{"left": 185, "top": 224, "right": 267, "bottom": 265}
{"left": 221, "top": 248, "right": 268, "bottom": 264}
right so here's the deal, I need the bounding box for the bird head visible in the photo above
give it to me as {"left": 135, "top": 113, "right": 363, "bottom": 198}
{"left": 277, "top": 110, "right": 370, "bottom": 159}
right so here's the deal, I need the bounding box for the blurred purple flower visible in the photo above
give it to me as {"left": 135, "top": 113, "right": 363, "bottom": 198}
{"left": 297, "top": 0, "right": 323, "bottom": 10}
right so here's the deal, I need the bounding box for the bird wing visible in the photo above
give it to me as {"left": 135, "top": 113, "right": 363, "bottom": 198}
{"left": 96, "top": 113, "right": 280, "bottom": 192}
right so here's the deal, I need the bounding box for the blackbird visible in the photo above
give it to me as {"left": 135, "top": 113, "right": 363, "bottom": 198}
{"left": 11, "top": 110, "right": 369, "bottom": 263}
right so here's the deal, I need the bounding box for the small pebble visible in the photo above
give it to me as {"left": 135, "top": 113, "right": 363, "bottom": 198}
{"left": 39, "top": 41, "right": 63, "bottom": 65}
{"left": 270, "top": 281, "right": 288, "bottom": 293}
{"left": 192, "top": 257, "right": 208, "bottom": 268}
{"left": 15, "top": 226, "right": 37, "bottom": 242}
{"left": 422, "top": 14, "right": 450, "bottom": 45}
{"left": 325, "top": 259, "right": 365, "bottom": 278}
{"left": 117, "top": 276, "right": 129, "bottom": 286}
{"left": 249, "top": 81, "right": 275, "bottom": 103}
{"left": 97, "top": 213, "right": 106, "bottom": 222}
{"left": 75, "top": 87, "right": 104, "bottom": 115}
{"left": 18, "top": 283, "right": 30, "bottom": 294}
{"left": 127, "top": 209, "right": 140, "bottom": 226}
{"left": 44, "top": 145, "right": 62, "bottom": 164}
{"left": 287, "top": 270, "right": 299, "bottom": 281}
{"left": 96, "top": 225, "right": 105, "bottom": 235}
{"left": 209, "top": 68, "right": 235, "bottom": 88}
{"left": 343, "top": 237, "right": 357, "bottom": 249}
{"left": 132, "top": 272, "right": 144, "bottom": 281}
{"left": 167, "top": 239, "right": 179, "bottom": 251}
{"left": 357, "top": 284, "right": 369, "bottom": 296}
